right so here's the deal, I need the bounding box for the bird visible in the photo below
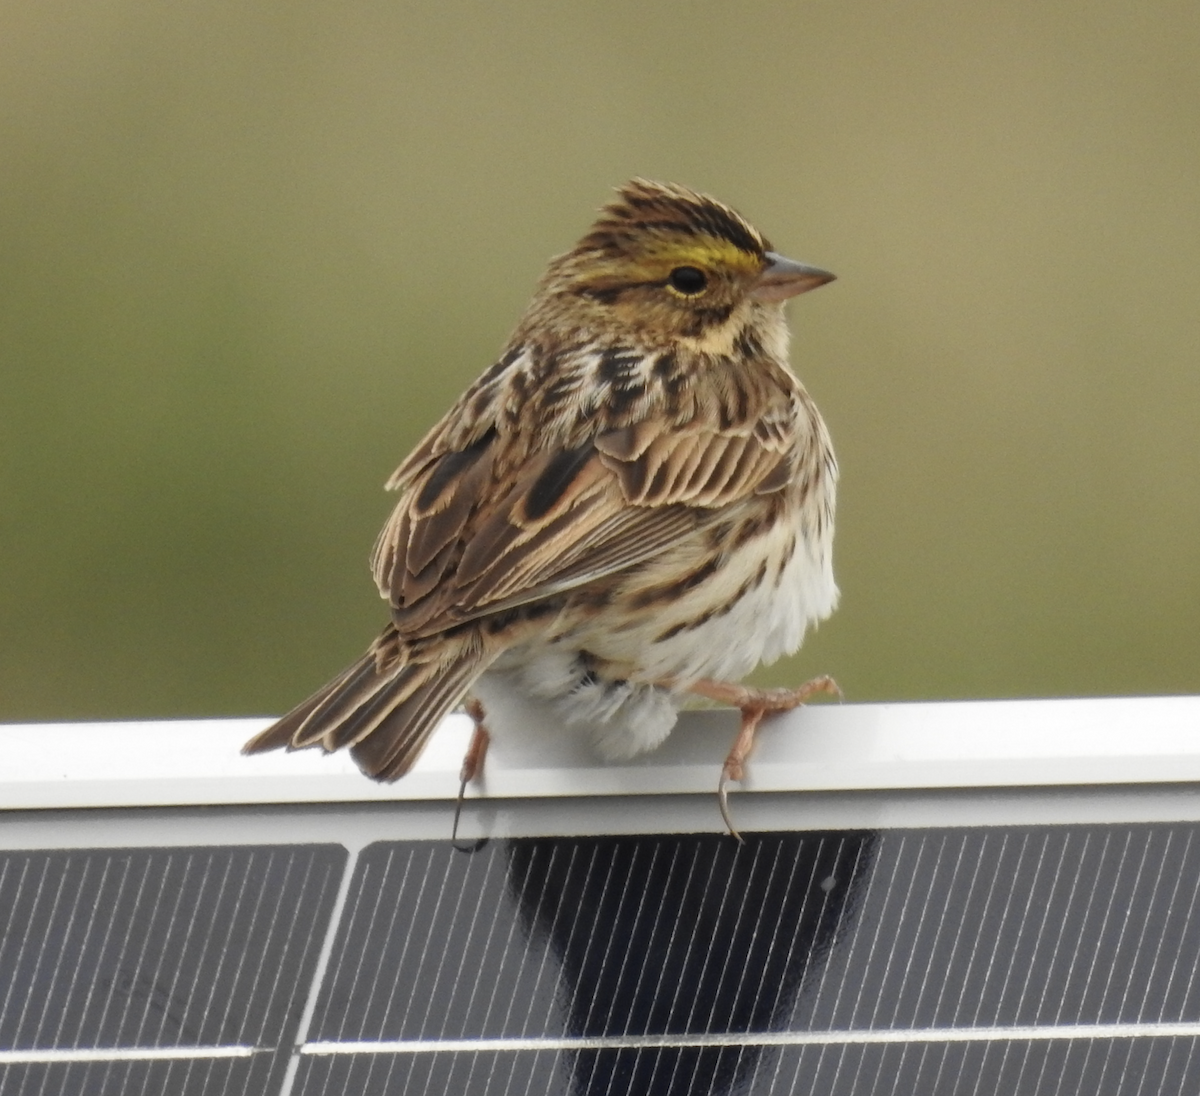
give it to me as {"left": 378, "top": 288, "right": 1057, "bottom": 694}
{"left": 244, "top": 179, "right": 840, "bottom": 837}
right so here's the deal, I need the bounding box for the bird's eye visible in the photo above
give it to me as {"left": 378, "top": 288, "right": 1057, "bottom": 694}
{"left": 667, "top": 266, "right": 708, "bottom": 296}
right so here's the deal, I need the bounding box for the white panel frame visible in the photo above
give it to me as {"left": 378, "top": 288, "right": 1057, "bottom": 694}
{"left": 0, "top": 696, "right": 1198, "bottom": 840}
{"left": 2, "top": 696, "right": 1199, "bottom": 811}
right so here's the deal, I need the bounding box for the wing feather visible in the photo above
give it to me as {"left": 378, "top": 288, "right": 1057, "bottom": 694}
{"left": 370, "top": 393, "right": 800, "bottom": 637}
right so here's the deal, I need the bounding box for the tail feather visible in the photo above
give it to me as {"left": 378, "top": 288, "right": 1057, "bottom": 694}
{"left": 322, "top": 659, "right": 438, "bottom": 752}
{"left": 243, "top": 627, "right": 492, "bottom": 780}
{"left": 241, "top": 655, "right": 371, "bottom": 755}
{"left": 350, "top": 652, "right": 491, "bottom": 779}
{"left": 294, "top": 656, "right": 395, "bottom": 750}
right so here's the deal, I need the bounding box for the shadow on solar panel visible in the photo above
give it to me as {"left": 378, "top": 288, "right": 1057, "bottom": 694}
{"left": 303, "top": 831, "right": 875, "bottom": 1095}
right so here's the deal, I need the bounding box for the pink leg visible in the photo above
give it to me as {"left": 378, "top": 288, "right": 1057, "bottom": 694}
{"left": 452, "top": 697, "right": 490, "bottom": 846}
{"left": 686, "top": 675, "right": 841, "bottom": 841}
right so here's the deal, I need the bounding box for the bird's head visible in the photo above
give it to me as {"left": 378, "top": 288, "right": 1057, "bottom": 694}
{"left": 532, "top": 179, "right": 834, "bottom": 351}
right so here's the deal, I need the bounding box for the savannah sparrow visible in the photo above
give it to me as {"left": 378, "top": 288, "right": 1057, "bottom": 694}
{"left": 245, "top": 179, "right": 839, "bottom": 836}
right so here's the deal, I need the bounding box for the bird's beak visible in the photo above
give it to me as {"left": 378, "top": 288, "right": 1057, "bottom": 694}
{"left": 751, "top": 251, "right": 836, "bottom": 302}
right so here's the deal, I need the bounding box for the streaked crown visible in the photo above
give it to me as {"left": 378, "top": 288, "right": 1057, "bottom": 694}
{"left": 579, "top": 179, "right": 769, "bottom": 264}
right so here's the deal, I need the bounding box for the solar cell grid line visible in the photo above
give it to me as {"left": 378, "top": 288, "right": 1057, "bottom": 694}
{"left": 0, "top": 855, "right": 52, "bottom": 1045}
{"left": 103, "top": 849, "right": 167, "bottom": 1049}
{"left": 579, "top": 840, "right": 647, "bottom": 1038}
{"left": 402, "top": 844, "right": 462, "bottom": 1039}
{"left": 1034, "top": 830, "right": 1094, "bottom": 1030}
{"left": 1148, "top": 829, "right": 1200, "bottom": 1021}
{"left": 161, "top": 849, "right": 230, "bottom": 1044}
{"left": 565, "top": 839, "right": 624, "bottom": 1037}
{"left": 29, "top": 851, "right": 81, "bottom": 1054}
{"left": 1008, "top": 832, "right": 1069, "bottom": 1030}
{"left": 140, "top": 850, "right": 220, "bottom": 1046}
{"left": 1087, "top": 829, "right": 1156, "bottom": 1024}
{"left": 23, "top": 850, "right": 79, "bottom": 1052}
{"left": 690, "top": 836, "right": 755, "bottom": 1034}
{"left": 991, "top": 832, "right": 1052, "bottom": 1031}
{"left": 826, "top": 827, "right": 895, "bottom": 1031}
{"left": 789, "top": 835, "right": 872, "bottom": 1031}
{"left": 60, "top": 857, "right": 130, "bottom": 1056}
{"left": 1154, "top": 832, "right": 1200, "bottom": 1024}
{"left": 0, "top": 858, "right": 28, "bottom": 1038}
{"left": 923, "top": 829, "right": 987, "bottom": 1035}
{"left": 580, "top": 840, "right": 651, "bottom": 1040}
{"left": 878, "top": 835, "right": 931, "bottom": 1032}
{"left": 905, "top": 833, "right": 966, "bottom": 1028}
{"left": 1056, "top": 831, "right": 1115, "bottom": 1026}
{"left": 509, "top": 841, "right": 570, "bottom": 1041}
{"left": 108, "top": 845, "right": 175, "bottom": 1041}
{"left": 346, "top": 846, "right": 419, "bottom": 1043}
{"left": 1127, "top": 829, "right": 1185, "bottom": 1024}
{"left": 83, "top": 853, "right": 147, "bottom": 1053}
{"left": 416, "top": 843, "right": 498, "bottom": 1039}
{"left": 1141, "top": 1037, "right": 1187, "bottom": 1096}
{"left": 953, "top": 832, "right": 1014, "bottom": 1029}
{"left": 605, "top": 840, "right": 678, "bottom": 1039}
{"left": 1171, "top": 889, "right": 1200, "bottom": 1026}
{"left": 717, "top": 836, "right": 797, "bottom": 1036}
{"left": 1142, "top": 835, "right": 1200, "bottom": 1022}
{"left": 517, "top": 841, "right": 578, "bottom": 1039}
{"left": 747, "top": 835, "right": 814, "bottom": 1030}
{"left": 639, "top": 838, "right": 717, "bottom": 1035}
{"left": 250, "top": 850, "right": 322, "bottom": 1049}
{"left": 9, "top": 855, "right": 68, "bottom": 1047}
{"left": 425, "top": 858, "right": 514, "bottom": 1096}
{"left": 259, "top": 844, "right": 360, "bottom": 1096}
{"left": 873, "top": 832, "right": 934, "bottom": 1032}
{"left": 753, "top": 835, "right": 833, "bottom": 1034}
{"left": 946, "top": 830, "right": 1012, "bottom": 1030}
{"left": 696, "top": 838, "right": 772, "bottom": 1035}
{"left": 1010, "top": 1037, "right": 1045, "bottom": 1096}
{"left": 469, "top": 844, "right": 554, "bottom": 1043}
{"left": 1104, "top": 832, "right": 1160, "bottom": 1025}
{"left": 1088, "top": 1035, "right": 1128, "bottom": 1096}
{"left": 143, "top": 851, "right": 225, "bottom": 1046}
{"left": 437, "top": 842, "right": 511, "bottom": 1041}
{"left": 203, "top": 849, "right": 276, "bottom": 1051}
{"left": 998, "top": 832, "right": 1058, "bottom": 1024}
{"left": 473, "top": 840, "right": 540, "bottom": 1043}
{"left": 869, "top": 831, "right": 932, "bottom": 1031}
{"left": 689, "top": 836, "right": 766, "bottom": 1035}
{"left": 545, "top": 839, "right": 604, "bottom": 1035}
{"left": 1078, "top": 831, "right": 1135, "bottom": 1028}
{"left": 971, "top": 832, "right": 1032, "bottom": 1030}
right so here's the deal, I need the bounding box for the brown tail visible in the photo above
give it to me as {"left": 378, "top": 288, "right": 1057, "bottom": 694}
{"left": 243, "top": 626, "right": 492, "bottom": 781}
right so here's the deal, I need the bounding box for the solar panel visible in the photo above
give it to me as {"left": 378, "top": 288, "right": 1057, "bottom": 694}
{"left": 0, "top": 843, "right": 344, "bottom": 1095}
{"left": 2, "top": 696, "right": 1200, "bottom": 1095}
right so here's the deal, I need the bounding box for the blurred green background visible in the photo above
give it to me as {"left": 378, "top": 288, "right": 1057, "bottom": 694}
{"left": 2, "top": 0, "right": 1198, "bottom": 723}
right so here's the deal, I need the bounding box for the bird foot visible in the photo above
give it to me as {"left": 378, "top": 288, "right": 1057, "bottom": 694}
{"left": 687, "top": 675, "right": 841, "bottom": 842}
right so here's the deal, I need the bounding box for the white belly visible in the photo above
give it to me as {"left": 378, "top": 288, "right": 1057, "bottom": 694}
{"left": 477, "top": 504, "right": 838, "bottom": 762}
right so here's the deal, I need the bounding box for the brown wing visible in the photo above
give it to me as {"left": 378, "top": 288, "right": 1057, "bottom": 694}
{"left": 370, "top": 405, "right": 797, "bottom": 637}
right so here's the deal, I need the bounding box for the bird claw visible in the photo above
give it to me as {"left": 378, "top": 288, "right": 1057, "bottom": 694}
{"left": 717, "top": 766, "right": 745, "bottom": 845}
